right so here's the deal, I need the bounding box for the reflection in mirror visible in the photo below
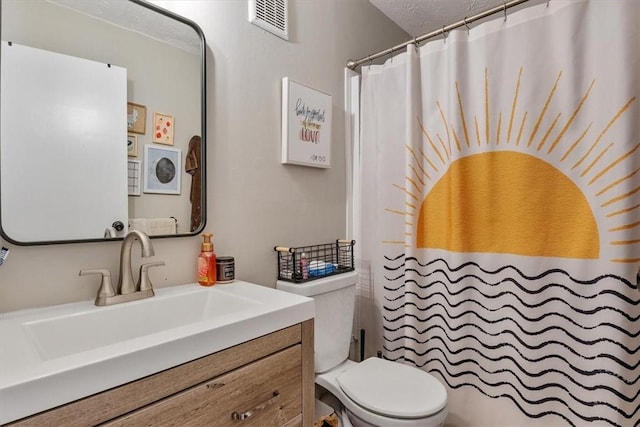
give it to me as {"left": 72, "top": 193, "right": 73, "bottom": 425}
{"left": 0, "top": 0, "right": 206, "bottom": 245}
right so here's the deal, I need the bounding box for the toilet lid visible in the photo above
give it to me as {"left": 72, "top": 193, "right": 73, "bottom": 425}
{"left": 336, "top": 357, "right": 447, "bottom": 419}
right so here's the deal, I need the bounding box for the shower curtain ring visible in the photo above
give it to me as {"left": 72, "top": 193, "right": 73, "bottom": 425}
{"left": 442, "top": 25, "right": 448, "bottom": 41}
{"left": 464, "top": 17, "right": 470, "bottom": 34}
{"left": 503, "top": 2, "right": 508, "bottom": 21}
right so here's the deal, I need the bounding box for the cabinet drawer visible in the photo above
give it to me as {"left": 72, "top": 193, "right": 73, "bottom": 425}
{"left": 106, "top": 345, "right": 302, "bottom": 426}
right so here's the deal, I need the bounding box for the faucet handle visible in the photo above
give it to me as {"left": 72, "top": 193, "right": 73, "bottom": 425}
{"left": 79, "top": 269, "right": 116, "bottom": 300}
{"left": 137, "top": 261, "right": 165, "bottom": 292}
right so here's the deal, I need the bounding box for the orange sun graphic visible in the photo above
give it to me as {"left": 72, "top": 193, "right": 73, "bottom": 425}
{"left": 385, "top": 68, "right": 639, "bottom": 263}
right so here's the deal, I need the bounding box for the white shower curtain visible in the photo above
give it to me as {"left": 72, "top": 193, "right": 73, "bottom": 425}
{"left": 358, "top": 1, "right": 639, "bottom": 426}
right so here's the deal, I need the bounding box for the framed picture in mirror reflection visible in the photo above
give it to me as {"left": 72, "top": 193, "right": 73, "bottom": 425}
{"left": 127, "top": 134, "right": 138, "bottom": 157}
{"left": 153, "top": 112, "right": 174, "bottom": 145}
{"left": 144, "top": 145, "right": 181, "bottom": 195}
{"left": 128, "top": 160, "right": 141, "bottom": 196}
{"left": 127, "top": 102, "right": 146, "bottom": 134}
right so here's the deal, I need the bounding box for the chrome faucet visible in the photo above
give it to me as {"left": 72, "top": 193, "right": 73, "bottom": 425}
{"left": 80, "top": 230, "right": 164, "bottom": 306}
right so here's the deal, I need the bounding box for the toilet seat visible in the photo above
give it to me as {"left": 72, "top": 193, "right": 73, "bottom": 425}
{"left": 337, "top": 357, "right": 447, "bottom": 419}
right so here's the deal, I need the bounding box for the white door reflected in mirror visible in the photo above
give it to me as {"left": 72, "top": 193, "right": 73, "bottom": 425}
{"left": 0, "top": 42, "right": 128, "bottom": 242}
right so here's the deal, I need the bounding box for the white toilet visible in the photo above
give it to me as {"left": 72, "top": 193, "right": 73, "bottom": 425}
{"left": 277, "top": 271, "right": 448, "bottom": 427}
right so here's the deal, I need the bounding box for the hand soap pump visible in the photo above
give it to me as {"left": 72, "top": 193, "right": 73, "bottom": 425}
{"left": 198, "top": 233, "right": 217, "bottom": 286}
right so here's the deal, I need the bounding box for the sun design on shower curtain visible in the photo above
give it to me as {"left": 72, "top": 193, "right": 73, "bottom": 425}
{"left": 402, "top": 68, "right": 638, "bottom": 263}
{"left": 382, "top": 66, "right": 640, "bottom": 426}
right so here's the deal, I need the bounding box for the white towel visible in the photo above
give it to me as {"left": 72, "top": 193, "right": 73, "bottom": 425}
{"left": 129, "top": 218, "right": 177, "bottom": 236}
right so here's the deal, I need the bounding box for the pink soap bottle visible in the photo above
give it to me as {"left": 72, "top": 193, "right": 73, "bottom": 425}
{"left": 198, "top": 233, "right": 217, "bottom": 286}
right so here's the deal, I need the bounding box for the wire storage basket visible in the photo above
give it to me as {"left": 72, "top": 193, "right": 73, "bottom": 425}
{"left": 274, "top": 240, "right": 355, "bottom": 283}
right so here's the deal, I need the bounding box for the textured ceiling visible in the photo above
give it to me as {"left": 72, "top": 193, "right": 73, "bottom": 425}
{"left": 369, "top": 0, "right": 536, "bottom": 37}
{"left": 49, "top": 0, "right": 201, "bottom": 54}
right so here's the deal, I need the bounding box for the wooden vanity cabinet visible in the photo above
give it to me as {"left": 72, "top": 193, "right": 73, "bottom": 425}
{"left": 7, "top": 320, "right": 314, "bottom": 427}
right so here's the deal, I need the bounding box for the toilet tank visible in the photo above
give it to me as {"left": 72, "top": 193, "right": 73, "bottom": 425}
{"left": 277, "top": 271, "right": 357, "bottom": 373}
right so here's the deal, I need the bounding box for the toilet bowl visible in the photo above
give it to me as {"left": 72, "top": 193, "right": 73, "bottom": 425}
{"left": 276, "top": 271, "right": 449, "bottom": 427}
{"left": 317, "top": 359, "right": 447, "bottom": 427}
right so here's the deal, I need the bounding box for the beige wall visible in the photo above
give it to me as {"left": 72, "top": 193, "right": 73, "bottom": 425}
{"left": 0, "top": 0, "right": 408, "bottom": 312}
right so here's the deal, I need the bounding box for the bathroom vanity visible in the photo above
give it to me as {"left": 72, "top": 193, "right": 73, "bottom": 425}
{"left": 0, "top": 282, "right": 315, "bottom": 426}
{"left": 7, "top": 322, "right": 314, "bottom": 426}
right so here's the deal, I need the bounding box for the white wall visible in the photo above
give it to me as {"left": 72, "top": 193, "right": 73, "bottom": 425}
{"left": 0, "top": 0, "right": 408, "bottom": 312}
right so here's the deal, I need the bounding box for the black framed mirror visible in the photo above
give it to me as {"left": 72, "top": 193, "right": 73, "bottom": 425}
{"left": 0, "top": 0, "right": 206, "bottom": 245}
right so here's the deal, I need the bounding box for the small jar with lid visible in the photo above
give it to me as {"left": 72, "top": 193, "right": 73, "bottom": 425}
{"left": 216, "top": 256, "right": 235, "bottom": 283}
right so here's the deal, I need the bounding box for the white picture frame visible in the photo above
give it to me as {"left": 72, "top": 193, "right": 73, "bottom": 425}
{"left": 281, "top": 77, "right": 332, "bottom": 168}
{"left": 143, "top": 145, "right": 181, "bottom": 195}
{"left": 127, "top": 159, "right": 141, "bottom": 196}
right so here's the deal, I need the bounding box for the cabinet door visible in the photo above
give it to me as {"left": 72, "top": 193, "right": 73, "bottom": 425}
{"left": 106, "top": 345, "right": 302, "bottom": 426}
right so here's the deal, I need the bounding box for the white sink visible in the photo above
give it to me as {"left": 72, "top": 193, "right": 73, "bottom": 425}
{"left": 24, "top": 288, "right": 260, "bottom": 360}
{"left": 0, "top": 281, "right": 314, "bottom": 424}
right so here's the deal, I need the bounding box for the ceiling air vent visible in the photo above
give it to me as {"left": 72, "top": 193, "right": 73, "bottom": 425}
{"left": 248, "top": 0, "right": 289, "bottom": 41}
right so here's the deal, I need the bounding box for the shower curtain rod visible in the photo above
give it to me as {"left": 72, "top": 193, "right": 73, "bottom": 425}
{"left": 346, "top": 0, "right": 533, "bottom": 70}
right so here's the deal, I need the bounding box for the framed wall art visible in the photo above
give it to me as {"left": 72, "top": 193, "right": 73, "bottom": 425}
{"left": 127, "top": 102, "right": 146, "bottom": 134}
{"left": 127, "top": 134, "right": 138, "bottom": 157}
{"left": 281, "top": 77, "right": 332, "bottom": 168}
{"left": 152, "top": 112, "right": 174, "bottom": 145}
{"left": 143, "top": 145, "right": 181, "bottom": 195}
{"left": 127, "top": 159, "right": 141, "bottom": 196}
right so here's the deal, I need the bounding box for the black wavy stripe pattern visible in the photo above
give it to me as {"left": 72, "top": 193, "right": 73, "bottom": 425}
{"left": 382, "top": 254, "right": 640, "bottom": 427}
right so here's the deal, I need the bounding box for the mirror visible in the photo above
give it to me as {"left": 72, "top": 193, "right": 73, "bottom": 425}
{"left": 0, "top": 0, "right": 206, "bottom": 245}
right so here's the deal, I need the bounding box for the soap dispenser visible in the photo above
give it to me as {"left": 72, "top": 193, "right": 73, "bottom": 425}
{"left": 198, "top": 233, "right": 217, "bottom": 286}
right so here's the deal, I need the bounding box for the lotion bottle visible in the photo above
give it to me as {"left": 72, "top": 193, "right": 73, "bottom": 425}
{"left": 198, "top": 233, "right": 217, "bottom": 286}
